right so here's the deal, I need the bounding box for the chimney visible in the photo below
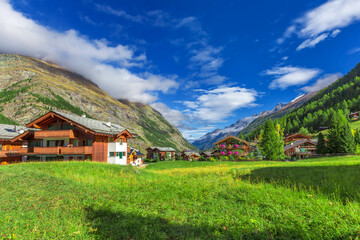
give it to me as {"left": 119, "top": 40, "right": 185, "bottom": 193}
{"left": 13, "top": 125, "right": 16, "bottom": 132}
{"left": 106, "top": 122, "right": 111, "bottom": 127}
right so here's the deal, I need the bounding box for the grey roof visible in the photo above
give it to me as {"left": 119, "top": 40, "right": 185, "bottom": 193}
{"left": 148, "top": 147, "right": 175, "bottom": 152}
{"left": 0, "top": 124, "right": 37, "bottom": 140}
{"left": 52, "top": 110, "right": 130, "bottom": 135}
{"left": 284, "top": 139, "right": 316, "bottom": 151}
{"left": 201, "top": 151, "right": 212, "bottom": 157}
{"left": 184, "top": 151, "right": 200, "bottom": 157}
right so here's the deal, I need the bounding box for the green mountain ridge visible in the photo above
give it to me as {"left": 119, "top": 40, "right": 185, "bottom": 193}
{"left": 243, "top": 62, "right": 360, "bottom": 140}
{"left": 0, "top": 54, "right": 197, "bottom": 153}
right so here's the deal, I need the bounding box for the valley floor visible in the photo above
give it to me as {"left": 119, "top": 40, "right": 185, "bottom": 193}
{"left": 1, "top": 156, "right": 360, "bottom": 239}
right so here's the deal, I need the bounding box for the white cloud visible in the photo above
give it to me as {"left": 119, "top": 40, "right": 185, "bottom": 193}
{"left": 181, "top": 125, "right": 216, "bottom": 141}
{"left": 150, "top": 102, "right": 192, "bottom": 129}
{"left": 189, "top": 45, "right": 227, "bottom": 85}
{"left": 348, "top": 47, "right": 360, "bottom": 54}
{"left": 0, "top": 0, "right": 178, "bottom": 103}
{"left": 301, "top": 73, "right": 342, "bottom": 92}
{"left": 265, "top": 66, "right": 321, "bottom": 89}
{"left": 95, "top": 4, "right": 143, "bottom": 23}
{"left": 278, "top": 0, "right": 360, "bottom": 50}
{"left": 296, "top": 33, "right": 329, "bottom": 50}
{"left": 181, "top": 86, "right": 258, "bottom": 122}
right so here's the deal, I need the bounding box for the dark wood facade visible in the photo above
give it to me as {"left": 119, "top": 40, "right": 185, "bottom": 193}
{"left": 284, "top": 133, "right": 312, "bottom": 145}
{"left": 284, "top": 140, "right": 317, "bottom": 159}
{"left": 181, "top": 151, "right": 200, "bottom": 161}
{"left": 11, "top": 111, "right": 134, "bottom": 163}
{"left": 146, "top": 147, "right": 175, "bottom": 161}
{"left": 213, "top": 135, "right": 251, "bottom": 158}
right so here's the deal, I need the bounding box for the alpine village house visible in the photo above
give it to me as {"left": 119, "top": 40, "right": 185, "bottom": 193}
{"left": 213, "top": 136, "right": 252, "bottom": 158}
{"left": 1, "top": 110, "right": 139, "bottom": 165}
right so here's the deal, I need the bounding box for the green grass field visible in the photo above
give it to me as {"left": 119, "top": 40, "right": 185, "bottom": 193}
{"left": 1, "top": 156, "right": 360, "bottom": 239}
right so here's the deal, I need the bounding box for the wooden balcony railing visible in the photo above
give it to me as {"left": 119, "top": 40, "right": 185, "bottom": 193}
{"left": 0, "top": 150, "right": 21, "bottom": 157}
{"left": 33, "top": 146, "right": 92, "bottom": 155}
{"left": 34, "top": 130, "right": 75, "bottom": 139}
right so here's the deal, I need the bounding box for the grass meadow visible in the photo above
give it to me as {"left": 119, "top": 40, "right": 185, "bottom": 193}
{"left": 1, "top": 156, "right": 360, "bottom": 239}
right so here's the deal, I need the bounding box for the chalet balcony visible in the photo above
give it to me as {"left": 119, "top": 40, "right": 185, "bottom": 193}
{"left": 0, "top": 148, "right": 27, "bottom": 157}
{"left": 34, "top": 130, "right": 75, "bottom": 139}
{"left": 32, "top": 146, "right": 92, "bottom": 155}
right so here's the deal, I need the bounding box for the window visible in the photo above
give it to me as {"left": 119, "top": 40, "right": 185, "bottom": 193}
{"left": 62, "top": 123, "right": 75, "bottom": 130}
{"left": 110, "top": 152, "right": 115, "bottom": 157}
{"left": 73, "top": 140, "right": 79, "bottom": 146}
{"left": 48, "top": 124, "right": 60, "bottom": 130}
{"left": 86, "top": 139, "right": 93, "bottom": 146}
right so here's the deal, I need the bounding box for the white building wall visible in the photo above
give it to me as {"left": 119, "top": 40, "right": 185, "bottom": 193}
{"left": 107, "top": 142, "right": 128, "bottom": 165}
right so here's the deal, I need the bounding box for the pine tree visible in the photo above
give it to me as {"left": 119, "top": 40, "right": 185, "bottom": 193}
{"left": 327, "top": 111, "right": 343, "bottom": 153}
{"left": 298, "top": 127, "right": 309, "bottom": 135}
{"left": 340, "top": 122, "right": 356, "bottom": 153}
{"left": 259, "top": 120, "right": 284, "bottom": 160}
{"left": 354, "top": 129, "right": 360, "bottom": 145}
{"left": 275, "top": 123, "right": 285, "bottom": 160}
{"left": 316, "top": 132, "right": 327, "bottom": 154}
{"left": 327, "top": 110, "right": 356, "bottom": 153}
{"left": 238, "top": 132, "right": 245, "bottom": 140}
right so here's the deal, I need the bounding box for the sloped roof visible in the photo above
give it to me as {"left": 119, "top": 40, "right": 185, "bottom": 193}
{"left": 184, "top": 151, "right": 200, "bottom": 157}
{"left": 27, "top": 110, "right": 135, "bottom": 136}
{"left": 285, "top": 133, "right": 312, "bottom": 140}
{"left": 0, "top": 124, "right": 38, "bottom": 140}
{"left": 213, "top": 135, "right": 250, "bottom": 146}
{"left": 284, "top": 139, "right": 316, "bottom": 151}
{"left": 130, "top": 148, "right": 144, "bottom": 156}
{"left": 201, "top": 151, "right": 212, "bottom": 157}
{"left": 52, "top": 110, "right": 126, "bottom": 135}
{"left": 147, "top": 147, "right": 175, "bottom": 152}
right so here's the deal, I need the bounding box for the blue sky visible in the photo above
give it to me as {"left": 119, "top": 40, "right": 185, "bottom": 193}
{"left": 1, "top": 0, "right": 360, "bottom": 140}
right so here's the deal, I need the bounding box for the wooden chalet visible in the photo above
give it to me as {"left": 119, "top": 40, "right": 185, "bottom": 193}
{"left": 284, "top": 139, "right": 317, "bottom": 159}
{"left": 200, "top": 151, "right": 212, "bottom": 159}
{"left": 349, "top": 111, "right": 359, "bottom": 120}
{"left": 11, "top": 110, "right": 136, "bottom": 164}
{"left": 181, "top": 150, "right": 200, "bottom": 161}
{"left": 0, "top": 124, "right": 37, "bottom": 164}
{"left": 146, "top": 147, "right": 175, "bottom": 161}
{"left": 284, "top": 133, "right": 312, "bottom": 145}
{"left": 213, "top": 135, "right": 252, "bottom": 158}
{"left": 127, "top": 148, "right": 144, "bottom": 166}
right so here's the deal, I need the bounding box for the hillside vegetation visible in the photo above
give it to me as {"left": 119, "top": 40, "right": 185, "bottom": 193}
{"left": 245, "top": 62, "right": 360, "bottom": 140}
{"left": 1, "top": 157, "right": 360, "bottom": 239}
{"left": 0, "top": 54, "right": 196, "bottom": 152}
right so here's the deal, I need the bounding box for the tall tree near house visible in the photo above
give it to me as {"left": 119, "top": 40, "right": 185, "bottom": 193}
{"left": 327, "top": 110, "right": 356, "bottom": 153}
{"left": 238, "top": 132, "right": 245, "bottom": 140}
{"left": 259, "top": 120, "right": 284, "bottom": 160}
{"left": 327, "top": 111, "right": 343, "bottom": 153}
{"left": 316, "top": 132, "right": 327, "bottom": 154}
{"left": 298, "top": 127, "right": 309, "bottom": 135}
{"left": 341, "top": 122, "right": 356, "bottom": 153}
{"left": 275, "top": 123, "right": 285, "bottom": 160}
{"left": 354, "top": 129, "right": 360, "bottom": 153}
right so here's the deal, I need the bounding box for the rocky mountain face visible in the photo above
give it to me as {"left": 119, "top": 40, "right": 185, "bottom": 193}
{"left": 192, "top": 103, "right": 287, "bottom": 150}
{"left": 0, "top": 54, "right": 196, "bottom": 153}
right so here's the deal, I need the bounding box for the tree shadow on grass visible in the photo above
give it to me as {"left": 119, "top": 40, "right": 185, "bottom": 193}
{"left": 238, "top": 165, "right": 360, "bottom": 202}
{"left": 84, "top": 206, "right": 307, "bottom": 239}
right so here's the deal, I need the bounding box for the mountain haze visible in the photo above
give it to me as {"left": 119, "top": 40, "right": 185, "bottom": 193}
{"left": 192, "top": 102, "right": 286, "bottom": 150}
{"left": 0, "top": 54, "right": 196, "bottom": 153}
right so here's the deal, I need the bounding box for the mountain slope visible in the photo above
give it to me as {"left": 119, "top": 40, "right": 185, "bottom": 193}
{"left": 0, "top": 54, "right": 196, "bottom": 152}
{"left": 240, "top": 92, "right": 317, "bottom": 135}
{"left": 192, "top": 103, "right": 286, "bottom": 150}
{"left": 244, "top": 62, "right": 360, "bottom": 140}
